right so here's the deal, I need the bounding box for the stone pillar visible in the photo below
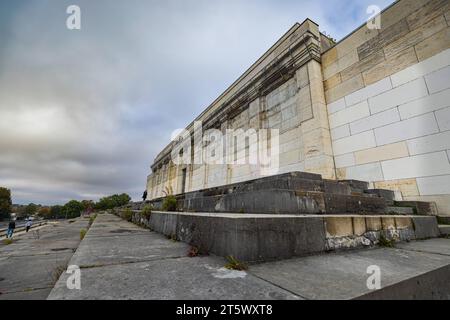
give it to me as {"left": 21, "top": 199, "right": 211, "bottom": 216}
{"left": 299, "top": 59, "right": 336, "bottom": 179}
{"left": 293, "top": 19, "right": 336, "bottom": 179}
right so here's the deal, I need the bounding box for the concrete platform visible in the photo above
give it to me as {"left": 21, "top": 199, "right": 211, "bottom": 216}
{"left": 48, "top": 214, "right": 450, "bottom": 300}
{"left": 250, "top": 242, "right": 450, "bottom": 299}
{"left": 0, "top": 218, "right": 89, "bottom": 300}
{"left": 48, "top": 214, "right": 300, "bottom": 300}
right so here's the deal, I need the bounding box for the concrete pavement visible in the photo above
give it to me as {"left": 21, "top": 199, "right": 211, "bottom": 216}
{"left": 49, "top": 213, "right": 450, "bottom": 300}
{"left": 0, "top": 218, "right": 89, "bottom": 299}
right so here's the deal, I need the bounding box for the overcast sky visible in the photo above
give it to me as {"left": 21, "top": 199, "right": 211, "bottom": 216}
{"left": 0, "top": 0, "right": 394, "bottom": 205}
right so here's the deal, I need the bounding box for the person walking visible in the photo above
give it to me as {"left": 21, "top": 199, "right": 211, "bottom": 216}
{"left": 6, "top": 219, "right": 16, "bottom": 238}
{"left": 25, "top": 218, "right": 32, "bottom": 232}
{"left": 142, "top": 190, "right": 148, "bottom": 202}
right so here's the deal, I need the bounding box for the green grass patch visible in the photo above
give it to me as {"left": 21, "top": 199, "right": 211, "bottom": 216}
{"left": 162, "top": 195, "right": 177, "bottom": 211}
{"left": 2, "top": 238, "right": 13, "bottom": 245}
{"left": 142, "top": 205, "right": 153, "bottom": 219}
{"left": 80, "top": 229, "right": 87, "bottom": 240}
{"left": 122, "top": 208, "right": 133, "bottom": 222}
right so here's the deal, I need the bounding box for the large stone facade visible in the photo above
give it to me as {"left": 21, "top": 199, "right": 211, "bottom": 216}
{"left": 147, "top": 0, "right": 450, "bottom": 215}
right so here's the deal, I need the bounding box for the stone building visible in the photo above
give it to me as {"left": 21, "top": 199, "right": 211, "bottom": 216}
{"left": 147, "top": 0, "right": 450, "bottom": 215}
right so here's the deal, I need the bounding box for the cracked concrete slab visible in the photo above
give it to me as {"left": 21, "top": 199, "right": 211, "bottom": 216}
{"left": 49, "top": 214, "right": 301, "bottom": 300}
{"left": 48, "top": 213, "right": 450, "bottom": 300}
{"left": 395, "top": 238, "right": 450, "bottom": 256}
{"left": 0, "top": 218, "right": 89, "bottom": 300}
{"left": 49, "top": 256, "right": 302, "bottom": 300}
{"left": 250, "top": 246, "right": 450, "bottom": 299}
{"left": 70, "top": 231, "right": 189, "bottom": 267}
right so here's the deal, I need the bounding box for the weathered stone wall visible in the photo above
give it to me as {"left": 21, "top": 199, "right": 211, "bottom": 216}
{"left": 322, "top": 0, "right": 450, "bottom": 214}
{"left": 147, "top": 0, "right": 450, "bottom": 215}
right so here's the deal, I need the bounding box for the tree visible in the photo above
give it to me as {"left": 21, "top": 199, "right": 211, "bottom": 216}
{"left": 118, "top": 193, "right": 131, "bottom": 206}
{"left": 81, "top": 200, "right": 94, "bottom": 211}
{"left": 24, "top": 203, "right": 38, "bottom": 217}
{"left": 0, "top": 187, "right": 12, "bottom": 220}
{"left": 50, "top": 205, "right": 63, "bottom": 219}
{"left": 94, "top": 193, "right": 131, "bottom": 210}
{"left": 61, "top": 200, "right": 84, "bottom": 219}
{"left": 37, "top": 207, "right": 51, "bottom": 219}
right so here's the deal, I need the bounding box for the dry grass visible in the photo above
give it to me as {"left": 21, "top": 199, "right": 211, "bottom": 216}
{"left": 225, "top": 255, "right": 248, "bottom": 271}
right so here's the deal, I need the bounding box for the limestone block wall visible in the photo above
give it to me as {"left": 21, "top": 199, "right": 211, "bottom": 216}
{"left": 322, "top": 0, "right": 450, "bottom": 214}
{"left": 147, "top": 0, "right": 450, "bottom": 216}
{"left": 147, "top": 19, "right": 336, "bottom": 199}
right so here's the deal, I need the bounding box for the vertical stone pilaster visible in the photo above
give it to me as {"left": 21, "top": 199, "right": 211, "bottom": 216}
{"left": 300, "top": 59, "right": 336, "bottom": 179}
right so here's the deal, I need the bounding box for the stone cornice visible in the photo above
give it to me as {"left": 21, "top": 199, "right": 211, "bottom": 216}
{"left": 205, "top": 30, "right": 320, "bottom": 131}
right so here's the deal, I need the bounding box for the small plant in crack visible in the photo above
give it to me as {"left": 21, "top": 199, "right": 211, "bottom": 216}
{"left": 378, "top": 233, "right": 395, "bottom": 248}
{"left": 51, "top": 265, "right": 66, "bottom": 284}
{"left": 88, "top": 214, "right": 97, "bottom": 227}
{"left": 187, "top": 244, "right": 209, "bottom": 257}
{"left": 166, "top": 234, "right": 177, "bottom": 242}
{"left": 187, "top": 246, "right": 199, "bottom": 257}
{"left": 225, "top": 255, "right": 247, "bottom": 271}
{"left": 2, "top": 238, "right": 13, "bottom": 245}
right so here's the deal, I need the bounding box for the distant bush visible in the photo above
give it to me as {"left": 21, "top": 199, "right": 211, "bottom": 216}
{"left": 142, "top": 205, "right": 152, "bottom": 219}
{"left": 122, "top": 208, "right": 133, "bottom": 222}
{"left": 37, "top": 207, "right": 51, "bottom": 219}
{"left": 49, "top": 205, "right": 62, "bottom": 219}
{"left": 162, "top": 195, "right": 177, "bottom": 212}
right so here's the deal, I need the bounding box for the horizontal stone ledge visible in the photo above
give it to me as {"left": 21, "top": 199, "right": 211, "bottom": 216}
{"left": 115, "top": 210, "right": 441, "bottom": 263}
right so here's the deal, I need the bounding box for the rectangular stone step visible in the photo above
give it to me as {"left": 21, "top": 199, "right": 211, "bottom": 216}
{"left": 439, "top": 225, "right": 450, "bottom": 236}
{"left": 364, "top": 189, "right": 395, "bottom": 203}
{"left": 150, "top": 172, "right": 438, "bottom": 217}
{"left": 437, "top": 216, "right": 450, "bottom": 225}
{"left": 168, "top": 189, "right": 389, "bottom": 215}
{"left": 386, "top": 206, "right": 414, "bottom": 215}
{"left": 338, "top": 179, "right": 369, "bottom": 193}
{"left": 394, "top": 201, "right": 438, "bottom": 215}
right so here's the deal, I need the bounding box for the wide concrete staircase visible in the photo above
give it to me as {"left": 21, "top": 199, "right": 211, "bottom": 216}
{"left": 117, "top": 171, "right": 447, "bottom": 263}
{"left": 148, "top": 172, "right": 437, "bottom": 216}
